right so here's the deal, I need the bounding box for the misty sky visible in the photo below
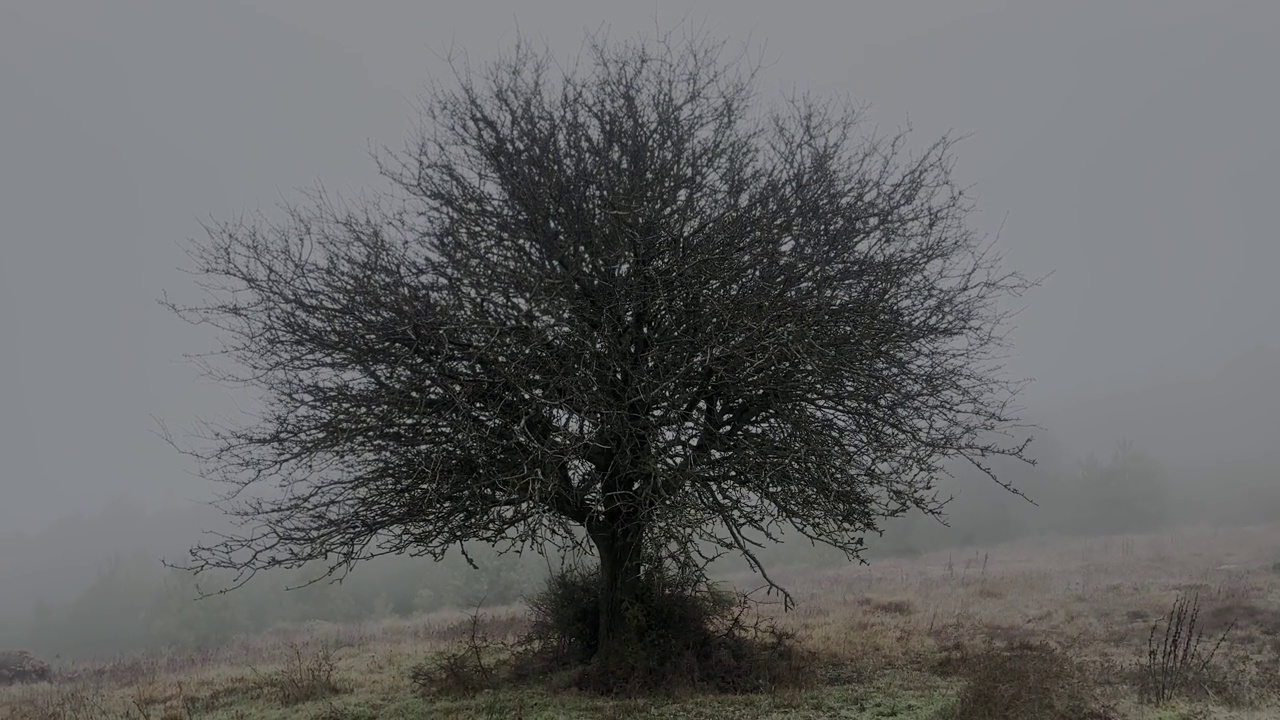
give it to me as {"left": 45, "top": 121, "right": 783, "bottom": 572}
{"left": 2, "top": 0, "right": 1277, "bottom": 532}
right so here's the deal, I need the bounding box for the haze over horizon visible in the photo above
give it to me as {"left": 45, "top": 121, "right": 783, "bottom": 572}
{"left": 3, "top": 0, "right": 1278, "bottom": 535}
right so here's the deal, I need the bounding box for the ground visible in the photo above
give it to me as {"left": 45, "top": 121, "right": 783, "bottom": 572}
{"left": 3, "top": 524, "right": 1279, "bottom": 719}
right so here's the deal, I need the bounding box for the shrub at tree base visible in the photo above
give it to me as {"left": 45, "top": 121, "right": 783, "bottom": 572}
{"left": 411, "top": 565, "right": 812, "bottom": 697}
{"left": 0, "top": 650, "right": 53, "bottom": 685}
{"left": 533, "top": 565, "right": 810, "bottom": 694}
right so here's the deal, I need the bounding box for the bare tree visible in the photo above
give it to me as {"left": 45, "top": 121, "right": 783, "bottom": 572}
{"left": 165, "top": 28, "right": 1035, "bottom": 661}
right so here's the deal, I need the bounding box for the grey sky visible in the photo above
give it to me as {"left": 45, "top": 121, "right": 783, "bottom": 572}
{"left": 1, "top": 0, "right": 1277, "bottom": 532}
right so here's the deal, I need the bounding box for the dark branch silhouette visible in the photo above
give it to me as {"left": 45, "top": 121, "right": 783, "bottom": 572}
{"left": 163, "top": 27, "right": 1036, "bottom": 660}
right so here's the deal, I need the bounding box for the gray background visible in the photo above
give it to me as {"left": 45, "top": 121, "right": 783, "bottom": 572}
{"left": 2, "top": 0, "right": 1277, "bottom": 532}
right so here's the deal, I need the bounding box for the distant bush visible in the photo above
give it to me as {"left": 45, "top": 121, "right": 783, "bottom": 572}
{"left": 1068, "top": 439, "right": 1169, "bottom": 536}
{"left": 0, "top": 650, "right": 52, "bottom": 685}
{"left": 862, "top": 437, "right": 1178, "bottom": 559}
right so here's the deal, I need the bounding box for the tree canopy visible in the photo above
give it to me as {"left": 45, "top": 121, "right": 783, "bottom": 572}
{"left": 167, "top": 28, "right": 1035, "bottom": 659}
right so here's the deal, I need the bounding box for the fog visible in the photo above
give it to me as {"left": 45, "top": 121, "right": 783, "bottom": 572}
{"left": 2, "top": 0, "right": 1278, "bottom": 658}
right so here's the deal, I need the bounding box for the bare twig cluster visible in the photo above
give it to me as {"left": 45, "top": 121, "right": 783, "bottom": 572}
{"left": 249, "top": 642, "right": 342, "bottom": 706}
{"left": 1140, "top": 594, "right": 1234, "bottom": 705}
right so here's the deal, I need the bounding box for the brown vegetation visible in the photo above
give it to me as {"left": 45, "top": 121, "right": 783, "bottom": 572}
{"left": 3, "top": 523, "right": 1280, "bottom": 718}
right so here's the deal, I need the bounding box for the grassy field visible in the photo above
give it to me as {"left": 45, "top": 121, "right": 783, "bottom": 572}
{"left": 4, "top": 524, "right": 1280, "bottom": 719}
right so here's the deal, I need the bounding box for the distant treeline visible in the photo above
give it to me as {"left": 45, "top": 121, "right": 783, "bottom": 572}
{"left": 4, "top": 436, "right": 1279, "bottom": 659}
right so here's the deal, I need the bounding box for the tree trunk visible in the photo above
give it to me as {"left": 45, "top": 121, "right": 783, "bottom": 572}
{"left": 591, "top": 523, "right": 645, "bottom": 663}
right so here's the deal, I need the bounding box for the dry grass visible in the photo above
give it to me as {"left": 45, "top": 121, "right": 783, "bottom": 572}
{"left": 3, "top": 523, "right": 1280, "bottom": 718}
{"left": 942, "top": 639, "right": 1118, "bottom": 720}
